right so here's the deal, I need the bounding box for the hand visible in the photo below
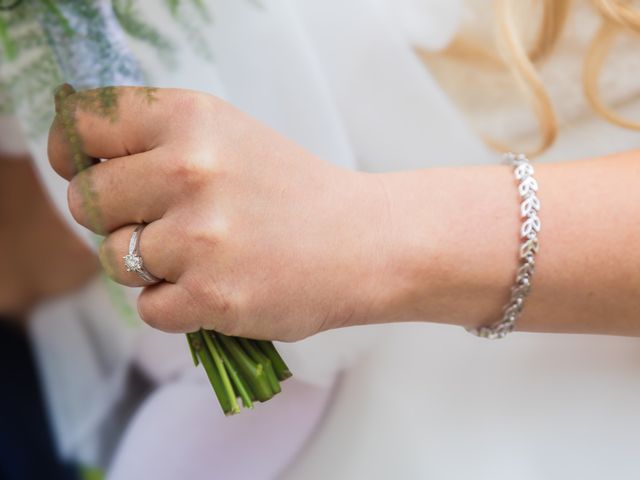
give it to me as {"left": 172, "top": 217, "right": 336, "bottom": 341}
{"left": 0, "top": 157, "right": 99, "bottom": 318}
{"left": 48, "top": 87, "right": 400, "bottom": 341}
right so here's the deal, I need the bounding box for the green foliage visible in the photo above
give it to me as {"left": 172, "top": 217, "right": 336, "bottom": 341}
{"left": 112, "top": 0, "right": 175, "bottom": 65}
{"left": 0, "top": 15, "right": 17, "bottom": 60}
{"left": 79, "top": 465, "right": 105, "bottom": 480}
{"left": 72, "top": 86, "right": 120, "bottom": 122}
{"left": 38, "top": 0, "right": 74, "bottom": 37}
{"left": 138, "top": 85, "right": 159, "bottom": 105}
{"left": 167, "top": 0, "right": 180, "bottom": 17}
{"left": 0, "top": 0, "right": 264, "bottom": 131}
{"left": 0, "top": 4, "right": 63, "bottom": 134}
{"left": 163, "top": 0, "right": 214, "bottom": 61}
{"left": 190, "top": 0, "right": 211, "bottom": 20}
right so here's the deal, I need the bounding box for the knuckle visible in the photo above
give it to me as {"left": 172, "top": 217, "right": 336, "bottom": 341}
{"left": 185, "top": 221, "right": 226, "bottom": 254}
{"left": 207, "top": 289, "right": 244, "bottom": 337}
{"left": 174, "top": 90, "right": 211, "bottom": 119}
{"left": 169, "top": 151, "right": 214, "bottom": 190}
{"left": 180, "top": 275, "right": 237, "bottom": 334}
{"left": 192, "top": 279, "right": 232, "bottom": 319}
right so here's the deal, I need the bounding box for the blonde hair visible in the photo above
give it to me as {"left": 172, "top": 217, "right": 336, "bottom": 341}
{"left": 416, "top": 0, "right": 640, "bottom": 157}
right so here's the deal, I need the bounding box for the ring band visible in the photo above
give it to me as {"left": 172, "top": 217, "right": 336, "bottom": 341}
{"left": 123, "top": 224, "right": 161, "bottom": 283}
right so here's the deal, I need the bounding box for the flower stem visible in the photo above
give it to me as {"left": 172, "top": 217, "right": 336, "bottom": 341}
{"left": 188, "top": 332, "right": 292, "bottom": 412}
{"left": 186, "top": 334, "right": 199, "bottom": 366}
{"left": 187, "top": 331, "right": 232, "bottom": 414}
{"left": 201, "top": 330, "right": 240, "bottom": 415}
{"left": 217, "top": 333, "right": 274, "bottom": 402}
{"left": 239, "top": 338, "right": 280, "bottom": 395}
{"left": 255, "top": 340, "right": 292, "bottom": 381}
{"left": 211, "top": 333, "right": 253, "bottom": 409}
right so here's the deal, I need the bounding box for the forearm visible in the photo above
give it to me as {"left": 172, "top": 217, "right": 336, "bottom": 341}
{"left": 377, "top": 150, "right": 640, "bottom": 337}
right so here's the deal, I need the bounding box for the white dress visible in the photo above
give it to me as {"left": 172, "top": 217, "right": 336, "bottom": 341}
{"left": 2, "top": 1, "right": 640, "bottom": 479}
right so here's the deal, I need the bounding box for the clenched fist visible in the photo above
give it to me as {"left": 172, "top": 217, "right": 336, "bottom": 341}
{"left": 48, "top": 86, "right": 406, "bottom": 341}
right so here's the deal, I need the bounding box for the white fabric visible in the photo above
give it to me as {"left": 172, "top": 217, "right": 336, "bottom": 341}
{"left": 108, "top": 374, "right": 337, "bottom": 480}
{"left": 0, "top": 115, "right": 29, "bottom": 157}
{"left": 291, "top": 0, "right": 493, "bottom": 174}
{"left": 6, "top": 0, "right": 639, "bottom": 478}
{"left": 281, "top": 324, "right": 640, "bottom": 480}
{"left": 380, "top": 0, "right": 463, "bottom": 51}
{"left": 28, "top": 276, "right": 139, "bottom": 463}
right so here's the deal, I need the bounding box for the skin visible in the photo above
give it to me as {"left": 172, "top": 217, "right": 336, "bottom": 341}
{"left": 0, "top": 157, "right": 99, "bottom": 319}
{"left": 380, "top": 155, "right": 640, "bottom": 337}
{"left": 47, "top": 86, "right": 640, "bottom": 341}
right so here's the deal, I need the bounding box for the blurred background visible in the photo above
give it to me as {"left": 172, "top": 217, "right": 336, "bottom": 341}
{"left": 3, "top": 1, "right": 640, "bottom": 479}
{"left": 0, "top": 158, "right": 103, "bottom": 480}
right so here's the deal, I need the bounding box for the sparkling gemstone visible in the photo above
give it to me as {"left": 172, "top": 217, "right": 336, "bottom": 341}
{"left": 123, "top": 254, "right": 143, "bottom": 272}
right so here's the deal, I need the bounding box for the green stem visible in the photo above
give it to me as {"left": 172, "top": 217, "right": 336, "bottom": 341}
{"left": 217, "top": 336, "right": 257, "bottom": 402}
{"left": 191, "top": 0, "right": 211, "bottom": 20}
{"left": 240, "top": 338, "right": 280, "bottom": 395}
{"left": 0, "top": 15, "right": 16, "bottom": 61}
{"left": 255, "top": 340, "right": 292, "bottom": 381}
{"left": 186, "top": 334, "right": 199, "bottom": 366}
{"left": 211, "top": 333, "right": 253, "bottom": 409}
{"left": 217, "top": 334, "right": 274, "bottom": 402}
{"left": 187, "top": 331, "right": 232, "bottom": 414}
{"left": 201, "top": 330, "right": 240, "bottom": 415}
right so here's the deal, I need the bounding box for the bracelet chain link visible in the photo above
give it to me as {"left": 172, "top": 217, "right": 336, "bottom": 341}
{"left": 465, "top": 152, "right": 541, "bottom": 339}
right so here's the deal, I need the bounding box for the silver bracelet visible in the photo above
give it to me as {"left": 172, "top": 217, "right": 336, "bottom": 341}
{"left": 465, "top": 152, "right": 541, "bottom": 339}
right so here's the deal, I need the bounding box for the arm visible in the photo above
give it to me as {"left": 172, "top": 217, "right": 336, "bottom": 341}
{"left": 378, "top": 150, "right": 640, "bottom": 337}
{"left": 47, "top": 86, "right": 640, "bottom": 340}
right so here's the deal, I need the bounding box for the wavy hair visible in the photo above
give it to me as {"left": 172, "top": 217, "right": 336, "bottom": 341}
{"left": 416, "top": 0, "right": 640, "bottom": 156}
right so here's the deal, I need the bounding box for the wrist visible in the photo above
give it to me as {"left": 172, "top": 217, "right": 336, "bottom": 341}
{"left": 371, "top": 164, "right": 523, "bottom": 330}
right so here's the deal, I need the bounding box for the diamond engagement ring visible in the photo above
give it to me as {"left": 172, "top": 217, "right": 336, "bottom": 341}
{"left": 123, "top": 224, "right": 161, "bottom": 283}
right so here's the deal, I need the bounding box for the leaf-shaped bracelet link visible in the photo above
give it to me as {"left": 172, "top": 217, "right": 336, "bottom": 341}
{"left": 465, "top": 152, "right": 541, "bottom": 339}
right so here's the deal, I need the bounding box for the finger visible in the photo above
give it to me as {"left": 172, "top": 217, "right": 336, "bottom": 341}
{"left": 99, "top": 221, "right": 184, "bottom": 287}
{"left": 67, "top": 149, "right": 174, "bottom": 234}
{"left": 136, "top": 283, "right": 203, "bottom": 333}
{"left": 54, "top": 86, "right": 200, "bottom": 159}
{"left": 137, "top": 275, "right": 236, "bottom": 335}
{"left": 48, "top": 112, "right": 100, "bottom": 180}
{"left": 49, "top": 86, "right": 171, "bottom": 179}
{"left": 48, "top": 83, "right": 102, "bottom": 180}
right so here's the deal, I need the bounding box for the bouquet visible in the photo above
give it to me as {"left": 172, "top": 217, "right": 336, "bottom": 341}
{"left": 54, "top": 83, "right": 293, "bottom": 417}
{"left": 187, "top": 330, "right": 291, "bottom": 414}
{"left": 0, "top": 0, "right": 292, "bottom": 416}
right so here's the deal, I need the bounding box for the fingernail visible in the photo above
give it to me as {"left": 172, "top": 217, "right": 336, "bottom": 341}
{"left": 54, "top": 83, "right": 76, "bottom": 113}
